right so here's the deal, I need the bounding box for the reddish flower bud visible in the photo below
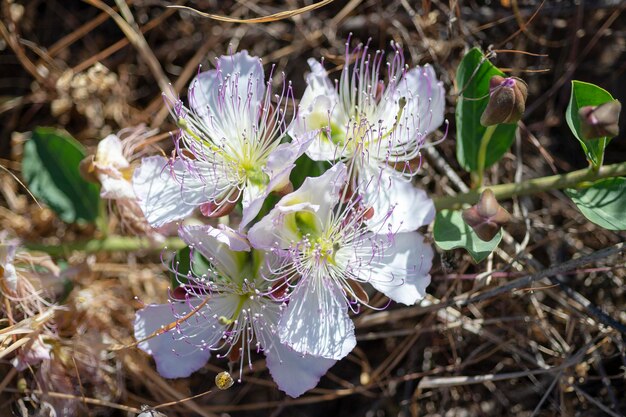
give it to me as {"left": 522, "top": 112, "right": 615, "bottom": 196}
{"left": 227, "top": 347, "right": 241, "bottom": 363}
{"left": 362, "top": 206, "right": 374, "bottom": 220}
{"left": 480, "top": 76, "right": 528, "bottom": 126}
{"left": 340, "top": 183, "right": 354, "bottom": 203}
{"left": 346, "top": 279, "right": 369, "bottom": 304}
{"left": 578, "top": 100, "right": 621, "bottom": 140}
{"left": 200, "top": 199, "right": 237, "bottom": 218}
{"left": 462, "top": 189, "right": 511, "bottom": 241}
{"left": 269, "top": 278, "right": 289, "bottom": 300}
{"left": 171, "top": 285, "right": 190, "bottom": 300}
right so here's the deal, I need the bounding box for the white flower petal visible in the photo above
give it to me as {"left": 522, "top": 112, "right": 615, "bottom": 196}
{"left": 93, "top": 134, "right": 135, "bottom": 200}
{"left": 398, "top": 65, "right": 446, "bottom": 137}
{"left": 291, "top": 59, "right": 347, "bottom": 161}
{"left": 283, "top": 162, "right": 346, "bottom": 225}
{"left": 179, "top": 224, "right": 249, "bottom": 278}
{"left": 301, "top": 97, "right": 343, "bottom": 162}
{"left": 279, "top": 277, "right": 356, "bottom": 360}
{"left": 265, "top": 139, "right": 311, "bottom": 183}
{"left": 362, "top": 165, "right": 435, "bottom": 233}
{"left": 0, "top": 237, "right": 18, "bottom": 292}
{"left": 349, "top": 232, "right": 433, "bottom": 305}
{"left": 98, "top": 174, "right": 135, "bottom": 200}
{"left": 133, "top": 156, "right": 207, "bottom": 227}
{"left": 239, "top": 139, "right": 312, "bottom": 230}
{"left": 95, "top": 134, "right": 129, "bottom": 169}
{"left": 189, "top": 51, "right": 265, "bottom": 115}
{"left": 134, "top": 301, "right": 222, "bottom": 378}
{"left": 188, "top": 51, "right": 265, "bottom": 148}
{"left": 241, "top": 181, "right": 264, "bottom": 210}
{"left": 248, "top": 163, "right": 347, "bottom": 250}
{"left": 240, "top": 181, "right": 266, "bottom": 230}
{"left": 298, "top": 59, "right": 338, "bottom": 112}
{"left": 265, "top": 340, "right": 336, "bottom": 398}
{"left": 247, "top": 209, "right": 299, "bottom": 250}
{"left": 244, "top": 298, "right": 336, "bottom": 398}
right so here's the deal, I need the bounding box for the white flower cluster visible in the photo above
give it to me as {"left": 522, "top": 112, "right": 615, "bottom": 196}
{"left": 125, "top": 43, "right": 445, "bottom": 398}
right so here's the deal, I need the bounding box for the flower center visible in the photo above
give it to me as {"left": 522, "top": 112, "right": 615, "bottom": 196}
{"left": 244, "top": 164, "right": 269, "bottom": 186}
{"left": 217, "top": 281, "right": 258, "bottom": 326}
{"left": 344, "top": 118, "right": 371, "bottom": 154}
{"left": 312, "top": 236, "right": 338, "bottom": 265}
{"left": 238, "top": 144, "right": 270, "bottom": 186}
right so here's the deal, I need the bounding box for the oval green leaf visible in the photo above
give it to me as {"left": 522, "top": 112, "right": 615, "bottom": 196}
{"left": 566, "top": 177, "right": 626, "bottom": 231}
{"left": 455, "top": 48, "right": 517, "bottom": 172}
{"left": 22, "top": 127, "right": 101, "bottom": 223}
{"left": 434, "top": 209, "right": 502, "bottom": 262}
{"left": 565, "top": 81, "right": 614, "bottom": 168}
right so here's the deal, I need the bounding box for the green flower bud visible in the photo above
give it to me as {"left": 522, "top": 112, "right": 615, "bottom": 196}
{"left": 462, "top": 189, "right": 511, "bottom": 241}
{"left": 480, "top": 76, "right": 528, "bottom": 127}
{"left": 578, "top": 100, "right": 621, "bottom": 140}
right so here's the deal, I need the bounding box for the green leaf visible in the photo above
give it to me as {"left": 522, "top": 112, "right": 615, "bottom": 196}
{"left": 566, "top": 177, "right": 626, "bottom": 230}
{"left": 565, "top": 81, "right": 614, "bottom": 168}
{"left": 290, "top": 153, "right": 329, "bottom": 189}
{"left": 22, "top": 128, "right": 101, "bottom": 223}
{"left": 455, "top": 48, "right": 517, "bottom": 172}
{"left": 169, "top": 246, "right": 212, "bottom": 288}
{"left": 252, "top": 192, "right": 280, "bottom": 224}
{"left": 434, "top": 209, "right": 502, "bottom": 262}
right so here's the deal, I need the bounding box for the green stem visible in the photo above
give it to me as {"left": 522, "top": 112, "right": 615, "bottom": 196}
{"left": 434, "top": 160, "right": 626, "bottom": 211}
{"left": 24, "top": 236, "right": 186, "bottom": 257}
{"left": 23, "top": 161, "right": 626, "bottom": 256}
{"left": 474, "top": 124, "right": 497, "bottom": 188}
{"left": 592, "top": 137, "right": 607, "bottom": 172}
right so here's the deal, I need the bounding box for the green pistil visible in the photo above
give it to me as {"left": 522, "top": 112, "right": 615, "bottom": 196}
{"left": 177, "top": 117, "right": 221, "bottom": 153}
{"left": 316, "top": 237, "right": 337, "bottom": 265}
{"left": 218, "top": 292, "right": 251, "bottom": 326}
{"left": 379, "top": 97, "right": 406, "bottom": 142}
{"left": 326, "top": 122, "right": 346, "bottom": 145}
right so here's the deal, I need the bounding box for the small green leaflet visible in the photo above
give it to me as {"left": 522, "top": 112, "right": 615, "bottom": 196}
{"left": 566, "top": 177, "right": 626, "bottom": 231}
{"left": 434, "top": 209, "right": 502, "bottom": 263}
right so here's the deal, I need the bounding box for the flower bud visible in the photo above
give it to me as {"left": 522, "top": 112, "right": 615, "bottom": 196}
{"left": 578, "top": 100, "right": 621, "bottom": 140}
{"left": 200, "top": 199, "right": 237, "bottom": 218}
{"left": 346, "top": 279, "right": 369, "bottom": 304}
{"left": 480, "top": 76, "right": 528, "bottom": 126}
{"left": 462, "top": 189, "right": 511, "bottom": 241}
